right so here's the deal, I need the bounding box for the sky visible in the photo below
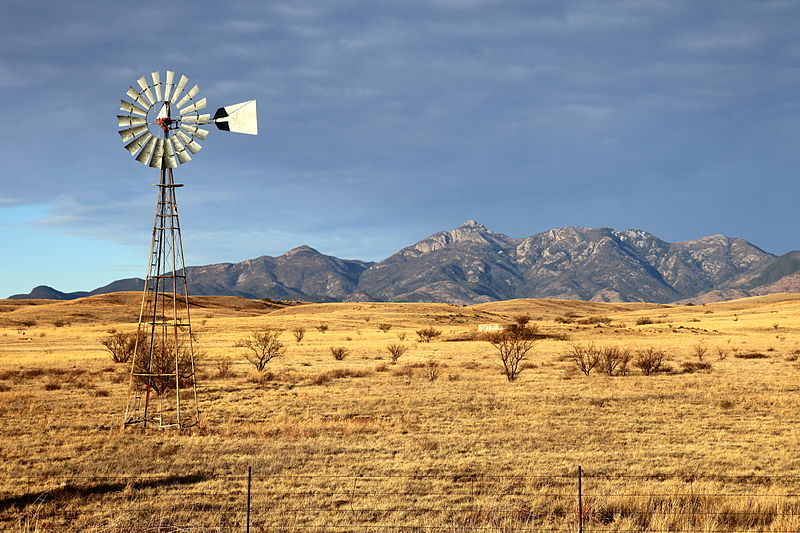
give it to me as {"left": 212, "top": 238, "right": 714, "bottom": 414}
{"left": 1, "top": 0, "right": 799, "bottom": 297}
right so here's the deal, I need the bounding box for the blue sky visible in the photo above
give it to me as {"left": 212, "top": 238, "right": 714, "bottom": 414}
{"left": 1, "top": 0, "right": 799, "bottom": 297}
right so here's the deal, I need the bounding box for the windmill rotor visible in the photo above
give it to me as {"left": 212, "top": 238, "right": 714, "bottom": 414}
{"left": 117, "top": 70, "right": 258, "bottom": 169}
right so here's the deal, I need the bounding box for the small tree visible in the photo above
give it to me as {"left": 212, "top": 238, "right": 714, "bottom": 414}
{"left": 330, "top": 346, "right": 349, "bottom": 360}
{"left": 693, "top": 344, "right": 707, "bottom": 361}
{"left": 598, "top": 346, "right": 631, "bottom": 376}
{"left": 292, "top": 326, "right": 306, "bottom": 343}
{"left": 416, "top": 327, "right": 442, "bottom": 343}
{"left": 569, "top": 343, "right": 600, "bottom": 376}
{"left": 100, "top": 331, "right": 145, "bottom": 364}
{"left": 386, "top": 343, "right": 409, "bottom": 363}
{"left": 635, "top": 346, "right": 665, "bottom": 375}
{"left": 485, "top": 322, "right": 539, "bottom": 381}
{"left": 236, "top": 328, "right": 286, "bottom": 371}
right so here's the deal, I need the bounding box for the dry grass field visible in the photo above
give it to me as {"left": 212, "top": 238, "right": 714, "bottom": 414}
{"left": 2, "top": 292, "right": 800, "bottom": 532}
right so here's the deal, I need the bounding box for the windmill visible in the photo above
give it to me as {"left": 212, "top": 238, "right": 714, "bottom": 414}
{"left": 118, "top": 70, "right": 257, "bottom": 429}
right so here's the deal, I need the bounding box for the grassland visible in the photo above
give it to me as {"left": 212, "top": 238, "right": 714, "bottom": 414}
{"left": 2, "top": 292, "right": 800, "bottom": 531}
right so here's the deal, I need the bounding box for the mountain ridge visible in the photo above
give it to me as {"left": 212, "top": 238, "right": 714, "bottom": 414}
{"left": 9, "top": 221, "right": 798, "bottom": 304}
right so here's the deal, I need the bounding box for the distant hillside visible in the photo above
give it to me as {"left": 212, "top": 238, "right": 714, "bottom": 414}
{"left": 10, "top": 221, "right": 797, "bottom": 304}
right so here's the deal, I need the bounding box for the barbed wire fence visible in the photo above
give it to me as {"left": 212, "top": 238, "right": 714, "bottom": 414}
{"left": 4, "top": 468, "right": 800, "bottom": 532}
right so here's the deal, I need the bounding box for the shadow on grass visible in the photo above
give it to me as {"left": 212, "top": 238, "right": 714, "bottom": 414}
{"left": 0, "top": 472, "right": 208, "bottom": 513}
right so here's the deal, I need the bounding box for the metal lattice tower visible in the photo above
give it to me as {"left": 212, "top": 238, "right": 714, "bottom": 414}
{"left": 117, "top": 70, "right": 258, "bottom": 429}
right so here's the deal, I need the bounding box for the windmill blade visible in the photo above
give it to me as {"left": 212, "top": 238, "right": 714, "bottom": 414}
{"left": 175, "top": 130, "right": 202, "bottom": 154}
{"left": 171, "top": 135, "right": 192, "bottom": 164}
{"left": 175, "top": 84, "right": 200, "bottom": 109}
{"left": 179, "top": 124, "right": 209, "bottom": 140}
{"left": 120, "top": 99, "right": 147, "bottom": 117}
{"left": 180, "top": 113, "right": 211, "bottom": 124}
{"left": 124, "top": 131, "right": 153, "bottom": 155}
{"left": 148, "top": 138, "right": 165, "bottom": 168}
{"left": 173, "top": 74, "right": 189, "bottom": 102}
{"left": 213, "top": 100, "right": 258, "bottom": 135}
{"left": 179, "top": 97, "right": 207, "bottom": 115}
{"left": 126, "top": 87, "right": 151, "bottom": 110}
{"left": 135, "top": 136, "right": 157, "bottom": 164}
{"left": 117, "top": 115, "right": 147, "bottom": 127}
{"left": 164, "top": 70, "right": 175, "bottom": 101}
{"left": 164, "top": 138, "right": 178, "bottom": 168}
{"left": 118, "top": 124, "right": 148, "bottom": 142}
{"left": 137, "top": 76, "right": 155, "bottom": 105}
{"left": 151, "top": 71, "right": 162, "bottom": 101}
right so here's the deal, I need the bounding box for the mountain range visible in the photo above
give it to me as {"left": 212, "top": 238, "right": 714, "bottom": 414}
{"left": 10, "top": 221, "right": 800, "bottom": 304}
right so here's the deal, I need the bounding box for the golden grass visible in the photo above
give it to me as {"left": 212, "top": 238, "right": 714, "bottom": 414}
{"left": 2, "top": 293, "right": 800, "bottom": 531}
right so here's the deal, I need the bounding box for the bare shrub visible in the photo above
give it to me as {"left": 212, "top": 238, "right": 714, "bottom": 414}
{"left": 100, "top": 331, "right": 145, "bottom": 364}
{"left": 330, "top": 346, "right": 349, "bottom": 360}
{"left": 292, "top": 327, "right": 306, "bottom": 343}
{"left": 734, "top": 352, "right": 768, "bottom": 359}
{"left": 43, "top": 380, "right": 61, "bottom": 391}
{"left": 635, "top": 317, "right": 654, "bottom": 326}
{"left": 634, "top": 346, "right": 665, "bottom": 375}
{"left": 396, "top": 331, "right": 407, "bottom": 341}
{"left": 131, "top": 338, "right": 198, "bottom": 396}
{"left": 416, "top": 327, "right": 442, "bottom": 343}
{"left": 577, "top": 316, "right": 612, "bottom": 325}
{"left": 316, "top": 324, "right": 329, "bottom": 334}
{"left": 377, "top": 323, "right": 392, "bottom": 333}
{"left": 423, "top": 359, "right": 441, "bottom": 382}
{"left": 716, "top": 347, "right": 728, "bottom": 361}
{"left": 693, "top": 344, "right": 708, "bottom": 361}
{"left": 485, "top": 322, "right": 539, "bottom": 381}
{"left": 682, "top": 361, "right": 713, "bottom": 373}
{"left": 569, "top": 343, "right": 600, "bottom": 376}
{"left": 310, "top": 367, "right": 371, "bottom": 385}
{"left": 215, "top": 357, "right": 234, "bottom": 379}
{"left": 386, "top": 344, "right": 409, "bottom": 363}
{"left": 597, "top": 346, "right": 631, "bottom": 376}
{"left": 236, "top": 329, "right": 286, "bottom": 371}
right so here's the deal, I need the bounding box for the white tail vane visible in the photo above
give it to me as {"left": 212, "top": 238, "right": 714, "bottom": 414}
{"left": 213, "top": 100, "right": 258, "bottom": 135}
{"left": 117, "top": 70, "right": 257, "bottom": 166}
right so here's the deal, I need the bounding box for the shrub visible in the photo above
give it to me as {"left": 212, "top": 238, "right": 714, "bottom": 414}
{"left": 682, "top": 361, "right": 713, "bottom": 373}
{"left": 634, "top": 347, "right": 665, "bottom": 375}
{"left": 416, "top": 327, "right": 442, "bottom": 343}
{"left": 485, "top": 322, "right": 539, "bottom": 381}
{"left": 316, "top": 324, "right": 329, "bottom": 334}
{"left": 716, "top": 347, "right": 728, "bottom": 361}
{"left": 215, "top": 357, "right": 234, "bottom": 379}
{"left": 734, "top": 352, "right": 768, "bottom": 359}
{"left": 577, "top": 316, "right": 612, "bottom": 325}
{"left": 423, "top": 359, "right": 441, "bottom": 382}
{"left": 635, "top": 317, "right": 654, "bottom": 326}
{"left": 569, "top": 343, "right": 600, "bottom": 376}
{"left": 94, "top": 389, "right": 110, "bottom": 397}
{"left": 292, "top": 327, "right": 306, "bottom": 343}
{"left": 386, "top": 344, "right": 409, "bottom": 363}
{"left": 236, "top": 329, "right": 286, "bottom": 371}
{"left": 597, "top": 346, "right": 631, "bottom": 376}
{"left": 100, "top": 330, "right": 145, "bottom": 364}
{"left": 44, "top": 380, "right": 61, "bottom": 391}
{"left": 396, "top": 332, "right": 407, "bottom": 341}
{"left": 330, "top": 346, "right": 349, "bottom": 360}
{"left": 693, "top": 344, "right": 708, "bottom": 361}
{"left": 131, "top": 337, "right": 199, "bottom": 395}
{"left": 377, "top": 323, "right": 392, "bottom": 333}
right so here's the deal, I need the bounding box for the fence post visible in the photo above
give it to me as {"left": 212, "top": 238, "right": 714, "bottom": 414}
{"left": 246, "top": 465, "right": 252, "bottom": 533}
{"left": 578, "top": 465, "right": 583, "bottom": 533}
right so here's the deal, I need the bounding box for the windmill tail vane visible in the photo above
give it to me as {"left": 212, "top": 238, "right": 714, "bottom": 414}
{"left": 118, "top": 70, "right": 258, "bottom": 429}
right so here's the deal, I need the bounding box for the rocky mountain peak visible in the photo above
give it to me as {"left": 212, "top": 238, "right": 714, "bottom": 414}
{"left": 283, "top": 245, "right": 320, "bottom": 256}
